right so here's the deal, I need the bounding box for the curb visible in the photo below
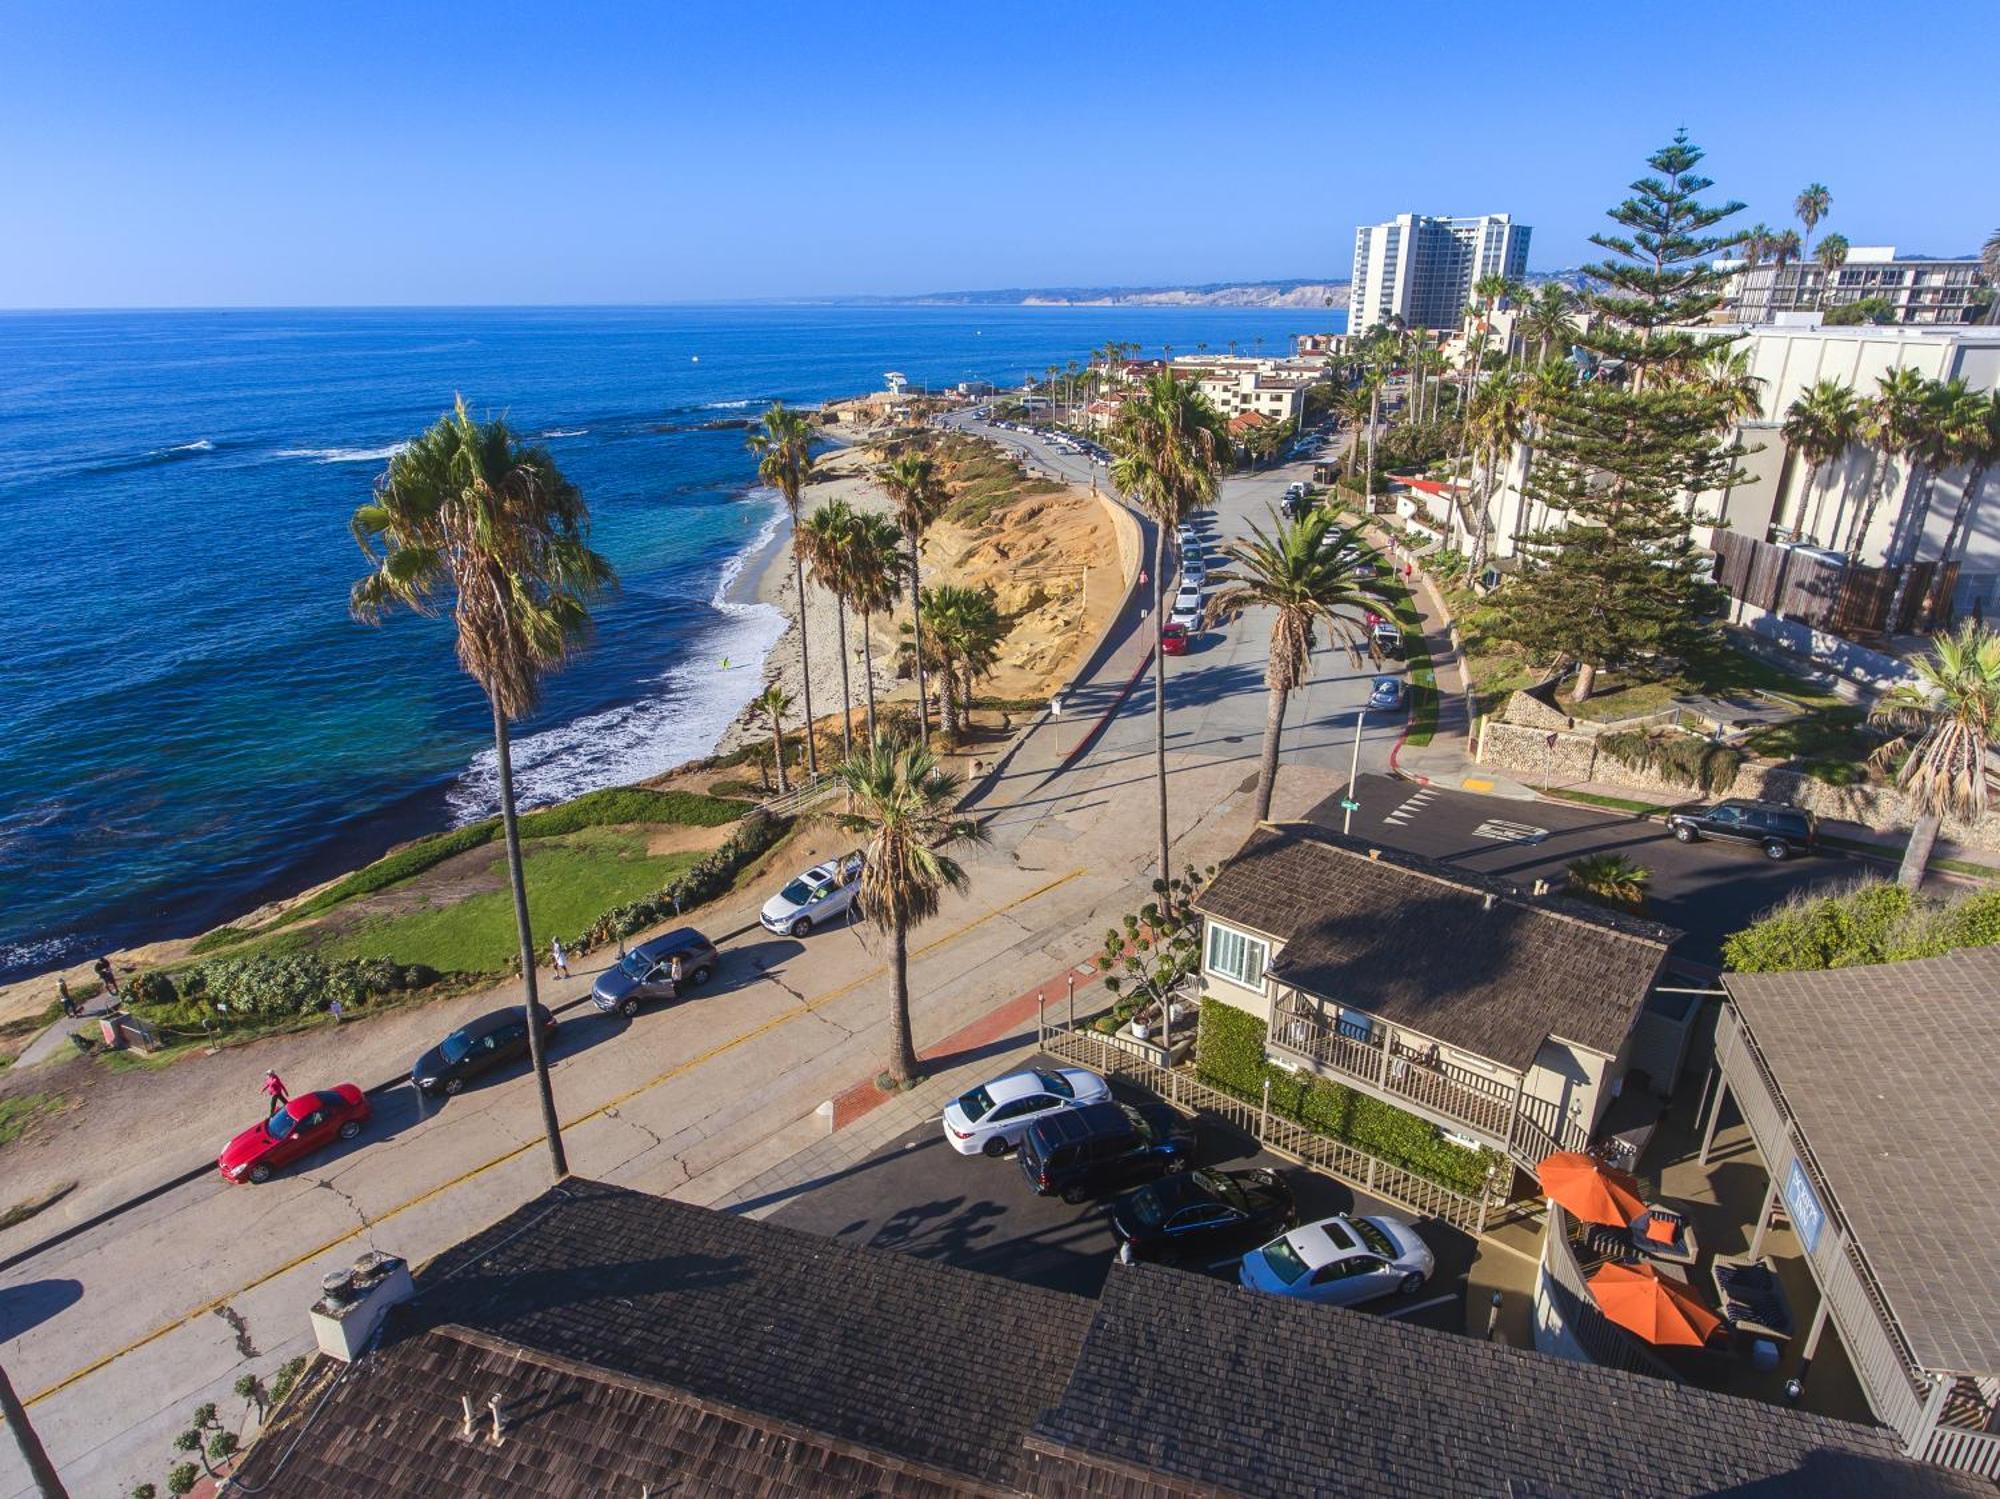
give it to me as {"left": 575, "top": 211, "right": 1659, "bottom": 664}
{"left": 1057, "top": 645, "right": 1155, "bottom": 773}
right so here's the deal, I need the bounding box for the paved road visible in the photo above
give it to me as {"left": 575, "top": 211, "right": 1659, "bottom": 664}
{"left": 1316, "top": 773, "right": 1867, "bottom": 967}
{"left": 768, "top": 1059, "right": 1471, "bottom": 1331}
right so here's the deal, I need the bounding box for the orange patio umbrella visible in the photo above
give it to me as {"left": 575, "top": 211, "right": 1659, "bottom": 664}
{"left": 1536, "top": 1151, "right": 1647, "bottom": 1226}
{"left": 1588, "top": 1261, "right": 1723, "bottom": 1347}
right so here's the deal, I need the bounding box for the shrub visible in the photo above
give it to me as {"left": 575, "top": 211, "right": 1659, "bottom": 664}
{"left": 134, "top": 954, "right": 438, "bottom": 1035}
{"left": 571, "top": 811, "right": 790, "bottom": 952}
{"left": 1724, "top": 880, "right": 2000, "bottom": 973}
{"left": 1599, "top": 729, "right": 1743, "bottom": 793}
{"left": 1194, "top": 1000, "right": 1499, "bottom": 1196}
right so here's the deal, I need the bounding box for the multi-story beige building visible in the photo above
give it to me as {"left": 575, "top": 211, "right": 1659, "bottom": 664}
{"left": 1728, "top": 247, "right": 1989, "bottom": 326}
{"left": 1349, "top": 212, "right": 1531, "bottom": 336}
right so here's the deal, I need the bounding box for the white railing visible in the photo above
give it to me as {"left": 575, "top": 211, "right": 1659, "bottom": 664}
{"left": 1925, "top": 1424, "right": 2000, "bottom": 1480}
{"left": 1540, "top": 1201, "right": 1680, "bottom": 1383}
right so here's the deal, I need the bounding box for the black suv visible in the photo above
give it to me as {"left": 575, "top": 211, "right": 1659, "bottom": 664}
{"left": 411, "top": 1004, "right": 559, "bottom": 1096}
{"left": 1666, "top": 799, "right": 1817, "bottom": 861}
{"left": 1017, "top": 1100, "right": 1196, "bottom": 1204}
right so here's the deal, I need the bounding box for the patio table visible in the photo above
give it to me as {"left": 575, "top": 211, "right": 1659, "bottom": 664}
{"left": 1711, "top": 1255, "right": 1796, "bottom": 1342}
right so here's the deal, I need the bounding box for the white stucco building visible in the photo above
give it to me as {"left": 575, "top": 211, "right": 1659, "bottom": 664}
{"left": 1350, "top": 213, "right": 1531, "bottom": 336}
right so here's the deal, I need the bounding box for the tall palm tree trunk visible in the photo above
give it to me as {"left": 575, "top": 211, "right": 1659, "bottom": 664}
{"left": 770, "top": 711, "right": 789, "bottom": 794}
{"left": 939, "top": 650, "right": 962, "bottom": 740}
{"left": 0, "top": 1360, "right": 66, "bottom": 1499}
{"left": 1883, "top": 465, "right": 1936, "bottom": 633}
{"left": 1151, "top": 527, "right": 1172, "bottom": 905}
{"left": 1927, "top": 461, "right": 1991, "bottom": 628}
{"left": 1253, "top": 682, "right": 1288, "bottom": 823}
{"left": 491, "top": 700, "right": 567, "bottom": 1179}
{"left": 793, "top": 547, "right": 819, "bottom": 774}
{"left": 911, "top": 551, "right": 932, "bottom": 743}
{"left": 1900, "top": 813, "right": 1941, "bottom": 889}
{"left": 833, "top": 594, "right": 854, "bottom": 758}
{"left": 860, "top": 614, "right": 879, "bottom": 740}
{"left": 887, "top": 919, "right": 919, "bottom": 1084}
{"left": 1363, "top": 389, "right": 1379, "bottom": 510}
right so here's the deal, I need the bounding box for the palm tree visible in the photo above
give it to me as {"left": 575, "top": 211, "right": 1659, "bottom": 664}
{"left": 1741, "top": 223, "right": 1774, "bottom": 271}
{"left": 749, "top": 404, "right": 820, "bottom": 774}
{"left": 1794, "top": 183, "right": 1832, "bottom": 248}
{"left": 1814, "top": 232, "right": 1850, "bottom": 275}
{"left": 1928, "top": 390, "right": 2000, "bottom": 626}
{"left": 1869, "top": 623, "right": 2000, "bottom": 887}
{"left": 753, "top": 683, "right": 792, "bottom": 795}
{"left": 910, "top": 584, "right": 1003, "bottom": 741}
{"left": 1779, "top": 379, "right": 1861, "bottom": 542}
{"left": 879, "top": 450, "right": 948, "bottom": 740}
{"left": 1467, "top": 367, "right": 1531, "bottom": 565}
{"left": 1513, "top": 359, "right": 1577, "bottom": 546}
{"left": 1358, "top": 364, "right": 1387, "bottom": 508}
{"left": 1883, "top": 378, "right": 1966, "bottom": 630}
{"left": 1206, "top": 508, "right": 1385, "bottom": 820}
{"left": 1770, "top": 228, "right": 1803, "bottom": 269}
{"left": 1565, "top": 853, "right": 1652, "bottom": 913}
{"left": 349, "top": 397, "right": 614, "bottom": 1179}
{"left": 798, "top": 498, "right": 862, "bottom": 757}
{"left": 847, "top": 513, "right": 905, "bottom": 738}
{"left": 1693, "top": 345, "right": 1765, "bottom": 428}
{"left": 1520, "top": 283, "right": 1579, "bottom": 366}
{"left": 835, "top": 736, "right": 988, "bottom": 1087}
{"left": 1110, "top": 371, "right": 1232, "bottom": 903}
{"left": 1848, "top": 366, "right": 1932, "bottom": 560}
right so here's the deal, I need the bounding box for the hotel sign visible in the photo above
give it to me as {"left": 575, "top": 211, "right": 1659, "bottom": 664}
{"left": 1784, "top": 1158, "right": 1825, "bottom": 1253}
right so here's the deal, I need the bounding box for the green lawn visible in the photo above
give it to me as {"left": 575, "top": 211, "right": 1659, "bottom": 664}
{"left": 0, "top": 1092, "right": 66, "bottom": 1149}
{"left": 317, "top": 828, "right": 705, "bottom": 974}
{"left": 1739, "top": 706, "right": 1883, "bottom": 786}
{"left": 1378, "top": 576, "right": 1439, "bottom": 748}
{"left": 1566, "top": 633, "right": 1845, "bottom": 723}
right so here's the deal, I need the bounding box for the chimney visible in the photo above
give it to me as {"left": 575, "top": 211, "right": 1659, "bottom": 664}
{"left": 461, "top": 1394, "right": 476, "bottom": 1439}
{"left": 1367, "top": 848, "right": 1381, "bottom": 861}
{"left": 488, "top": 1393, "right": 506, "bottom": 1446}
{"left": 1482, "top": 892, "right": 1496, "bottom": 911}
{"left": 1531, "top": 878, "right": 1549, "bottom": 897}
{"left": 310, "top": 1248, "right": 414, "bottom": 1363}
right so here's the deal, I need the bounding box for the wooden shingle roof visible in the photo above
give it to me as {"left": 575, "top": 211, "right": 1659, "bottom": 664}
{"left": 1195, "top": 824, "right": 1675, "bottom": 1067}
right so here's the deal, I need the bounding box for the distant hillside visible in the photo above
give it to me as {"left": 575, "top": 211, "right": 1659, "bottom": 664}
{"left": 839, "top": 280, "right": 1351, "bottom": 310}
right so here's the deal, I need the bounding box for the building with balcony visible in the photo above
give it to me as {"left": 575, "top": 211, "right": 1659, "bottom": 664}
{"left": 1192, "top": 824, "right": 1683, "bottom": 1180}
{"left": 1694, "top": 950, "right": 2000, "bottom": 1477}
{"left": 1350, "top": 212, "right": 1531, "bottom": 336}
{"left": 1728, "top": 248, "right": 1989, "bottom": 326}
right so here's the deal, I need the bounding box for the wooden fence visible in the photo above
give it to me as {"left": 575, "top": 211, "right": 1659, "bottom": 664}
{"left": 1713, "top": 531, "right": 1956, "bottom": 638}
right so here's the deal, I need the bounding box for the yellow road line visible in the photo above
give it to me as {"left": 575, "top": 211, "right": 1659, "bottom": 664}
{"left": 23, "top": 866, "right": 1084, "bottom": 1409}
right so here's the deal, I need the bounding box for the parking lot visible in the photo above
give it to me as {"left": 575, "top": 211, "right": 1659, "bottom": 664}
{"left": 767, "top": 1057, "right": 1474, "bottom": 1332}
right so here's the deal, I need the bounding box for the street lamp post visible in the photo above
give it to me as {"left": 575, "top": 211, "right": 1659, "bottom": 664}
{"left": 1342, "top": 705, "right": 1369, "bottom": 835}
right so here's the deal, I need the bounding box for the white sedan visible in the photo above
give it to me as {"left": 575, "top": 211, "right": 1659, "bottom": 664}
{"left": 759, "top": 852, "right": 864, "bottom": 937}
{"left": 941, "top": 1067, "right": 1112, "bottom": 1156}
{"left": 1170, "top": 586, "right": 1204, "bottom": 630}
{"left": 1237, "top": 1212, "right": 1435, "bottom": 1305}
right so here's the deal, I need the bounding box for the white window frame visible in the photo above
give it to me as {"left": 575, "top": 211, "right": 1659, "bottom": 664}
{"left": 1204, "top": 921, "right": 1269, "bottom": 993}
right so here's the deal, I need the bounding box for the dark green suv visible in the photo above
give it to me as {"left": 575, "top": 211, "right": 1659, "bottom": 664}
{"left": 1666, "top": 799, "right": 1817, "bottom": 860}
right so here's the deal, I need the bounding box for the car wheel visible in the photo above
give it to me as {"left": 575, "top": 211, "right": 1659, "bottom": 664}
{"left": 621, "top": 996, "right": 640, "bottom": 1017}
{"left": 248, "top": 1163, "right": 272, "bottom": 1184}
{"left": 1399, "top": 1271, "right": 1427, "bottom": 1296}
{"left": 337, "top": 1120, "right": 362, "bottom": 1140}
{"left": 1163, "top": 1156, "right": 1190, "bottom": 1174}
{"left": 1673, "top": 824, "right": 1697, "bottom": 843}
{"left": 443, "top": 1077, "right": 465, "bottom": 1096}
{"left": 1061, "top": 1183, "right": 1091, "bottom": 1206}
{"left": 790, "top": 916, "right": 812, "bottom": 938}
{"left": 1763, "top": 840, "right": 1790, "bottom": 861}
{"left": 981, "top": 1135, "right": 1009, "bottom": 1159}
{"left": 688, "top": 964, "right": 713, "bottom": 988}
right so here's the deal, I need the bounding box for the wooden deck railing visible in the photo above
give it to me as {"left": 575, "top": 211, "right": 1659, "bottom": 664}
{"left": 1540, "top": 1201, "right": 1680, "bottom": 1384}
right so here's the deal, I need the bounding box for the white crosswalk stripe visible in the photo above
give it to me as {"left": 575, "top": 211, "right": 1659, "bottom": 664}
{"left": 1472, "top": 818, "right": 1550, "bottom": 845}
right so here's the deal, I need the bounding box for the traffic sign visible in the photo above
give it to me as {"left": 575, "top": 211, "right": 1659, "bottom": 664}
{"left": 1339, "top": 798, "right": 1361, "bottom": 812}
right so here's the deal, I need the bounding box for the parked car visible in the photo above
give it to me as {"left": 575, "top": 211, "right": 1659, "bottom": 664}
{"left": 1170, "top": 586, "right": 1204, "bottom": 628}
{"left": 411, "top": 1005, "right": 559, "bottom": 1096}
{"left": 1106, "top": 1167, "right": 1296, "bottom": 1263}
{"left": 1371, "top": 620, "right": 1404, "bottom": 658}
{"left": 760, "top": 853, "right": 864, "bottom": 937}
{"left": 1180, "top": 559, "right": 1206, "bottom": 589}
{"left": 1665, "top": 799, "right": 1818, "bottom": 860}
{"left": 1161, "top": 621, "right": 1190, "bottom": 656}
{"left": 218, "top": 1084, "right": 370, "bottom": 1183}
{"left": 591, "top": 928, "right": 720, "bottom": 1014}
{"left": 1238, "top": 1212, "right": 1435, "bottom": 1304}
{"left": 1018, "top": 1099, "right": 1196, "bottom": 1203}
{"left": 942, "top": 1066, "right": 1112, "bottom": 1157}
{"left": 1367, "top": 675, "right": 1408, "bottom": 711}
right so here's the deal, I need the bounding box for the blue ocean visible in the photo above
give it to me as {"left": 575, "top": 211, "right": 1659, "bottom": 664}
{"left": 0, "top": 304, "right": 1331, "bottom": 978}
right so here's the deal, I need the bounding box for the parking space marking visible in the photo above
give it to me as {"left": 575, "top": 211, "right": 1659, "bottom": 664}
{"left": 1378, "top": 1292, "right": 1460, "bottom": 1320}
{"left": 1471, "top": 818, "right": 1549, "bottom": 845}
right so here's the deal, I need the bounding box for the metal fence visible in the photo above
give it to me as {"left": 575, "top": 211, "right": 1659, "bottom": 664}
{"left": 1039, "top": 1021, "right": 1500, "bottom": 1236}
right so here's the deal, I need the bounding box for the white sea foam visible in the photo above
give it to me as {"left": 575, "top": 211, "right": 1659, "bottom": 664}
{"left": 164, "top": 438, "right": 214, "bottom": 453}
{"left": 703, "top": 398, "right": 761, "bottom": 410}
{"left": 276, "top": 444, "right": 408, "bottom": 464}
{"left": 538, "top": 428, "right": 589, "bottom": 438}
{"left": 0, "top": 932, "right": 85, "bottom": 973}
{"left": 444, "top": 493, "right": 789, "bottom": 824}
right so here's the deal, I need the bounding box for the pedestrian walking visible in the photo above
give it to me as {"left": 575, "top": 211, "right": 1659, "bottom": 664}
{"left": 550, "top": 938, "right": 570, "bottom": 981}
{"left": 93, "top": 955, "right": 118, "bottom": 1000}
{"left": 263, "top": 1070, "right": 289, "bottom": 1116}
{"left": 58, "top": 979, "right": 78, "bottom": 1018}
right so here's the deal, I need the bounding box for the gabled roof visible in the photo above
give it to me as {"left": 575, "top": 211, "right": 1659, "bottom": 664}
{"left": 1227, "top": 411, "right": 1272, "bottom": 434}
{"left": 1724, "top": 949, "right": 2000, "bottom": 1376}
{"left": 1024, "top": 1265, "right": 1988, "bottom": 1499}
{"left": 1195, "top": 824, "right": 1675, "bottom": 1067}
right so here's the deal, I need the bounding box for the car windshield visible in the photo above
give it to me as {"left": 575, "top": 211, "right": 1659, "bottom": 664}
{"left": 1034, "top": 1070, "right": 1074, "bottom": 1098}
{"left": 264, "top": 1110, "right": 297, "bottom": 1142}
{"left": 779, "top": 878, "right": 817, "bottom": 905}
{"left": 1352, "top": 1218, "right": 1396, "bottom": 1258}
{"left": 439, "top": 1028, "right": 474, "bottom": 1064}
{"left": 1128, "top": 1184, "right": 1168, "bottom": 1228}
{"left": 618, "top": 952, "right": 651, "bottom": 979}
{"left": 1194, "top": 1169, "right": 1246, "bottom": 1212}
{"left": 958, "top": 1086, "right": 995, "bottom": 1123}
{"left": 1261, "top": 1236, "right": 1311, "bottom": 1285}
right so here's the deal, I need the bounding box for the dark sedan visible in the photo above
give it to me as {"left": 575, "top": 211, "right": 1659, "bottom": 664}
{"left": 411, "top": 1004, "right": 559, "bottom": 1096}
{"left": 1107, "top": 1167, "right": 1296, "bottom": 1264}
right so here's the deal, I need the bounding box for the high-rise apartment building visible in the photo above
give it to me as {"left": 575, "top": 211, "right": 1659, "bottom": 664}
{"left": 1349, "top": 213, "right": 1531, "bottom": 336}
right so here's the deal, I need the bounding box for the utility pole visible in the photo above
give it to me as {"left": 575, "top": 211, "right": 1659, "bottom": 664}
{"left": 0, "top": 1361, "right": 68, "bottom": 1499}
{"left": 1342, "top": 705, "right": 1368, "bottom": 835}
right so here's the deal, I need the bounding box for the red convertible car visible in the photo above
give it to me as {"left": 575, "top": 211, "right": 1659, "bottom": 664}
{"left": 218, "top": 1084, "right": 370, "bottom": 1183}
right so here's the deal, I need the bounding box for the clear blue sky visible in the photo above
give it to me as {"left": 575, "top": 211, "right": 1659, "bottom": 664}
{"left": 8, "top": 0, "right": 1994, "bottom": 307}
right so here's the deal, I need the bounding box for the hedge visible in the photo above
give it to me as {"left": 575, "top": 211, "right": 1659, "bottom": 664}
{"left": 568, "top": 810, "right": 792, "bottom": 954}
{"left": 126, "top": 954, "right": 438, "bottom": 1037}
{"left": 1599, "top": 729, "right": 1743, "bottom": 794}
{"left": 1194, "top": 999, "right": 1499, "bottom": 1197}
{"left": 1722, "top": 881, "right": 2000, "bottom": 973}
